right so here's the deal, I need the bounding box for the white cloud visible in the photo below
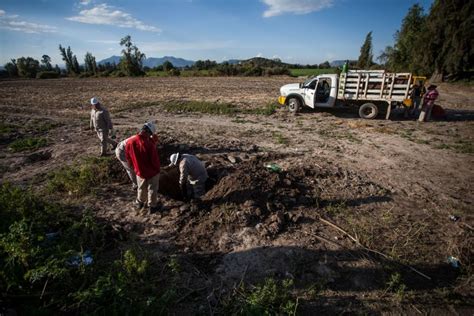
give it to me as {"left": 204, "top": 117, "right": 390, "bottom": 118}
{"left": 262, "top": 0, "right": 333, "bottom": 18}
{"left": 0, "top": 9, "right": 57, "bottom": 33}
{"left": 67, "top": 4, "right": 161, "bottom": 33}
{"left": 79, "top": 0, "right": 92, "bottom": 6}
{"left": 256, "top": 52, "right": 263, "bottom": 57}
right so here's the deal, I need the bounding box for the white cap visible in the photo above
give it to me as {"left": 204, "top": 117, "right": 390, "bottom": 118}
{"left": 90, "top": 97, "right": 99, "bottom": 105}
{"left": 170, "top": 153, "right": 179, "bottom": 165}
{"left": 143, "top": 122, "right": 156, "bottom": 134}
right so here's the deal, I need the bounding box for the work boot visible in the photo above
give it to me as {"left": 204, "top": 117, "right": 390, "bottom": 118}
{"left": 134, "top": 200, "right": 144, "bottom": 210}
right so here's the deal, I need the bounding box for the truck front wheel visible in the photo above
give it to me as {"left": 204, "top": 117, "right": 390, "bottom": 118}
{"left": 359, "top": 103, "right": 378, "bottom": 119}
{"left": 288, "top": 97, "right": 301, "bottom": 113}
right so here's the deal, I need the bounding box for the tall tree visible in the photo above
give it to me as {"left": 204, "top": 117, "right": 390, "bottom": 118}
{"left": 16, "top": 57, "right": 40, "bottom": 78}
{"left": 423, "top": 0, "right": 473, "bottom": 79}
{"left": 41, "top": 55, "right": 53, "bottom": 71}
{"left": 4, "top": 59, "right": 18, "bottom": 77}
{"left": 378, "top": 4, "right": 427, "bottom": 73}
{"left": 84, "top": 52, "right": 97, "bottom": 74}
{"left": 119, "top": 35, "right": 145, "bottom": 76}
{"left": 59, "top": 45, "right": 80, "bottom": 75}
{"left": 72, "top": 55, "right": 80, "bottom": 74}
{"left": 357, "top": 31, "right": 373, "bottom": 69}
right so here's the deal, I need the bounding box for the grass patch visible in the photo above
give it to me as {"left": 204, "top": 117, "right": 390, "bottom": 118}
{"left": 245, "top": 103, "right": 278, "bottom": 116}
{"left": 385, "top": 272, "right": 407, "bottom": 302}
{"left": 324, "top": 201, "right": 348, "bottom": 217}
{"left": 317, "top": 127, "right": 361, "bottom": 143}
{"left": 163, "top": 101, "right": 278, "bottom": 116}
{"left": 8, "top": 137, "right": 48, "bottom": 152}
{"left": 47, "top": 156, "right": 124, "bottom": 197}
{"left": 222, "top": 278, "right": 298, "bottom": 315}
{"left": 0, "top": 122, "right": 17, "bottom": 135}
{"left": 164, "top": 101, "right": 239, "bottom": 115}
{"left": 290, "top": 68, "right": 337, "bottom": 77}
{"left": 33, "top": 121, "right": 62, "bottom": 132}
{"left": 435, "top": 140, "right": 474, "bottom": 154}
{"left": 272, "top": 131, "right": 289, "bottom": 145}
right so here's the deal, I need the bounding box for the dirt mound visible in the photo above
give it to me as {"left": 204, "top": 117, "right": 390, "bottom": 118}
{"left": 169, "top": 153, "right": 389, "bottom": 253}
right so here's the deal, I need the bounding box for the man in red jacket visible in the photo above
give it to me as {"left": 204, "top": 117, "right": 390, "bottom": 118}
{"left": 125, "top": 122, "right": 161, "bottom": 213}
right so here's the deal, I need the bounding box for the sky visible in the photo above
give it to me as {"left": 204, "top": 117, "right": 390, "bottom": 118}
{"left": 0, "top": 0, "right": 434, "bottom": 66}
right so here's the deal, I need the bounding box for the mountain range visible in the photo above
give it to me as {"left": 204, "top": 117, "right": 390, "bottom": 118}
{"left": 98, "top": 55, "right": 195, "bottom": 68}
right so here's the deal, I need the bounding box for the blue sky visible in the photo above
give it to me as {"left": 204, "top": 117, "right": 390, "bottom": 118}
{"left": 0, "top": 0, "right": 434, "bottom": 66}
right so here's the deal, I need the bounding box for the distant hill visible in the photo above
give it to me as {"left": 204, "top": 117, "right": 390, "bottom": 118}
{"left": 241, "top": 57, "right": 288, "bottom": 68}
{"left": 143, "top": 56, "right": 194, "bottom": 68}
{"left": 98, "top": 55, "right": 121, "bottom": 65}
{"left": 97, "top": 55, "right": 194, "bottom": 68}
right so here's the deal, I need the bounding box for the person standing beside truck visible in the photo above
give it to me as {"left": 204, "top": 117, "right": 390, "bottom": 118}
{"left": 418, "top": 85, "right": 439, "bottom": 122}
{"left": 409, "top": 81, "right": 425, "bottom": 117}
{"left": 90, "top": 97, "right": 117, "bottom": 156}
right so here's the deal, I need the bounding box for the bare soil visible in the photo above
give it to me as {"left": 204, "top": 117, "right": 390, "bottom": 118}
{"left": 1, "top": 77, "right": 473, "bottom": 314}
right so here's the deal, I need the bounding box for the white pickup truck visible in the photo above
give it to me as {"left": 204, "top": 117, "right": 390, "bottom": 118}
{"left": 278, "top": 70, "right": 415, "bottom": 119}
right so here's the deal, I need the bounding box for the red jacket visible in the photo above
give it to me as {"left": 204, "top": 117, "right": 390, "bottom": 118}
{"left": 125, "top": 133, "right": 160, "bottom": 179}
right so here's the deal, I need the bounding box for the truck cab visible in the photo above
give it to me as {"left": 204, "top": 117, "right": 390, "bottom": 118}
{"left": 279, "top": 74, "right": 339, "bottom": 112}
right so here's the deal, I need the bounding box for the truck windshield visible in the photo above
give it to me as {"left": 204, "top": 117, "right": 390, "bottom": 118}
{"left": 303, "top": 78, "right": 314, "bottom": 86}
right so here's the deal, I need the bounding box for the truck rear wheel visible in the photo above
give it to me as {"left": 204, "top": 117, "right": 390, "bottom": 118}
{"left": 288, "top": 97, "right": 301, "bottom": 113}
{"left": 359, "top": 103, "right": 378, "bottom": 119}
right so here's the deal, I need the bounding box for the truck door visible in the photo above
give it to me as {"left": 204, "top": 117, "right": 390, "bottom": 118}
{"left": 303, "top": 79, "right": 317, "bottom": 108}
{"left": 314, "top": 78, "right": 336, "bottom": 108}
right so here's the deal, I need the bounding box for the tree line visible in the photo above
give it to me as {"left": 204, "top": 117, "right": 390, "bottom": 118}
{"left": 356, "top": 0, "right": 472, "bottom": 80}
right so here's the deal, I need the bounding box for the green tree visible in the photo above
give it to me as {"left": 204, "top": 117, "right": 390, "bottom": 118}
{"left": 378, "top": 4, "right": 427, "bottom": 74}
{"left": 41, "top": 55, "right": 53, "bottom": 71}
{"left": 16, "top": 57, "right": 40, "bottom": 78}
{"left": 318, "top": 61, "right": 331, "bottom": 69}
{"left": 423, "top": 0, "right": 473, "bottom": 79}
{"left": 357, "top": 31, "right": 373, "bottom": 69}
{"left": 162, "top": 60, "right": 174, "bottom": 72}
{"left": 59, "top": 45, "right": 80, "bottom": 75}
{"left": 119, "top": 35, "right": 145, "bottom": 76}
{"left": 4, "top": 59, "right": 18, "bottom": 77}
{"left": 84, "top": 52, "right": 97, "bottom": 74}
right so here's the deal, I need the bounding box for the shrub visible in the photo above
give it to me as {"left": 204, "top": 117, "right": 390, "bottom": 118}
{"left": 0, "top": 183, "right": 175, "bottom": 314}
{"left": 8, "top": 137, "right": 48, "bottom": 152}
{"left": 47, "top": 156, "right": 124, "bottom": 197}
{"left": 167, "top": 68, "right": 181, "bottom": 76}
{"left": 245, "top": 278, "right": 297, "bottom": 314}
{"left": 36, "top": 71, "right": 60, "bottom": 79}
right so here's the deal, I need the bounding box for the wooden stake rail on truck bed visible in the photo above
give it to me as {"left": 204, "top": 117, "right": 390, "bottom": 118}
{"left": 338, "top": 70, "right": 412, "bottom": 102}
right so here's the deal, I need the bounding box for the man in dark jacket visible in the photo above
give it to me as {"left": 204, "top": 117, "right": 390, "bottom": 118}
{"left": 125, "top": 122, "right": 161, "bottom": 213}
